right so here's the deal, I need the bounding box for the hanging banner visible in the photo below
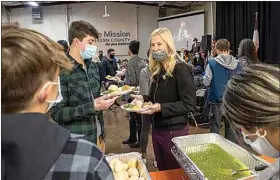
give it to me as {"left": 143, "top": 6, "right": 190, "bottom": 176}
{"left": 70, "top": 2, "right": 137, "bottom": 55}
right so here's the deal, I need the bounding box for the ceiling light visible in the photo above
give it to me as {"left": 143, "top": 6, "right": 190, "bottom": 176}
{"left": 158, "top": 1, "right": 165, "bottom": 7}
{"left": 28, "top": 2, "right": 39, "bottom": 6}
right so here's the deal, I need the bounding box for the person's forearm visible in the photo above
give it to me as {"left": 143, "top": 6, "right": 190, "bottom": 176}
{"left": 203, "top": 65, "right": 212, "bottom": 86}
{"left": 50, "top": 103, "right": 97, "bottom": 124}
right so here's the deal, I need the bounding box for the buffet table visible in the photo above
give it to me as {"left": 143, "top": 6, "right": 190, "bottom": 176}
{"left": 149, "top": 156, "right": 276, "bottom": 180}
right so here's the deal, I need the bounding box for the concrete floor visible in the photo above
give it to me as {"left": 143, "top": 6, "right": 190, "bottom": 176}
{"left": 104, "top": 106, "right": 210, "bottom": 172}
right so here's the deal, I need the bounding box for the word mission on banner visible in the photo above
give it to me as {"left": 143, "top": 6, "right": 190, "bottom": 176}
{"left": 98, "top": 31, "right": 131, "bottom": 46}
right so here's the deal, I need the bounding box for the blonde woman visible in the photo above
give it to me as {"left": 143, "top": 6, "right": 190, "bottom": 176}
{"left": 222, "top": 64, "right": 279, "bottom": 180}
{"left": 132, "top": 28, "right": 196, "bottom": 170}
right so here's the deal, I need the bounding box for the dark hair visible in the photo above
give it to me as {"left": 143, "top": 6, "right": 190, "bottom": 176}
{"left": 107, "top": 48, "right": 115, "bottom": 54}
{"left": 194, "top": 66, "right": 203, "bottom": 75}
{"left": 2, "top": 25, "right": 72, "bottom": 113}
{"left": 129, "top": 40, "right": 140, "bottom": 54}
{"left": 238, "top": 39, "right": 258, "bottom": 64}
{"left": 215, "top": 39, "right": 230, "bottom": 51}
{"left": 193, "top": 38, "right": 198, "bottom": 42}
{"left": 184, "top": 49, "right": 190, "bottom": 56}
{"left": 68, "top": 20, "right": 99, "bottom": 45}
{"left": 57, "top": 40, "right": 69, "bottom": 53}
{"left": 99, "top": 50, "right": 103, "bottom": 54}
{"left": 147, "top": 48, "right": 150, "bottom": 57}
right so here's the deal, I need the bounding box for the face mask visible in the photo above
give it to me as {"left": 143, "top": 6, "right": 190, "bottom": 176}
{"left": 80, "top": 44, "right": 97, "bottom": 60}
{"left": 152, "top": 50, "right": 168, "bottom": 62}
{"left": 242, "top": 129, "right": 280, "bottom": 158}
{"left": 195, "top": 55, "right": 200, "bottom": 58}
{"left": 109, "top": 54, "right": 115, "bottom": 59}
{"left": 39, "top": 77, "right": 63, "bottom": 112}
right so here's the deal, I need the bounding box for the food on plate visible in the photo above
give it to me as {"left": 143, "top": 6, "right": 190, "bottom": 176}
{"left": 106, "top": 75, "right": 121, "bottom": 81}
{"left": 108, "top": 85, "right": 119, "bottom": 91}
{"left": 106, "top": 75, "right": 112, "bottom": 79}
{"left": 109, "top": 158, "right": 146, "bottom": 180}
{"left": 102, "top": 85, "right": 121, "bottom": 95}
{"left": 102, "top": 85, "right": 135, "bottom": 95}
{"left": 143, "top": 102, "right": 153, "bottom": 108}
{"left": 123, "top": 101, "right": 153, "bottom": 111}
{"left": 122, "top": 85, "right": 131, "bottom": 91}
{"left": 186, "top": 143, "right": 252, "bottom": 180}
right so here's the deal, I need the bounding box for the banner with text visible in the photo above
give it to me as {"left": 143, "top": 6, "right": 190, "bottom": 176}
{"left": 70, "top": 3, "right": 137, "bottom": 55}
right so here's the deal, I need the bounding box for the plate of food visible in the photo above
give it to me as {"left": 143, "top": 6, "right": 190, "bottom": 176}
{"left": 106, "top": 75, "right": 121, "bottom": 82}
{"left": 121, "top": 100, "right": 153, "bottom": 113}
{"left": 101, "top": 85, "right": 134, "bottom": 96}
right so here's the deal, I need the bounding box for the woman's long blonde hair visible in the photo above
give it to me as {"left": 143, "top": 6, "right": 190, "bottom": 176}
{"left": 148, "top": 28, "right": 182, "bottom": 78}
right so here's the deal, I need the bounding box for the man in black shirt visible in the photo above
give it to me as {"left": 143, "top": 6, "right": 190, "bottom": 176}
{"left": 100, "top": 48, "right": 118, "bottom": 82}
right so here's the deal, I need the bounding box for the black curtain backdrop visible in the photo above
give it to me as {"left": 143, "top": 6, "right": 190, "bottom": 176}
{"left": 216, "top": 1, "right": 280, "bottom": 64}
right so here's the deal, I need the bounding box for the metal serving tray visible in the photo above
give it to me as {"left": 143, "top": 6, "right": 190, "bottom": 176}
{"left": 171, "top": 133, "right": 270, "bottom": 180}
{"left": 105, "top": 152, "right": 152, "bottom": 180}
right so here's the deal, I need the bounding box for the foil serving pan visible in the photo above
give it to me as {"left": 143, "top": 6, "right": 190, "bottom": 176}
{"left": 106, "top": 152, "right": 152, "bottom": 180}
{"left": 171, "top": 133, "right": 270, "bottom": 180}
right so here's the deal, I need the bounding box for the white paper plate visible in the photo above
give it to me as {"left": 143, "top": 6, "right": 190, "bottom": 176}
{"left": 120, "top": 104, "right": 151, "bottom": 113}
{"left": 101, "top": 90, "right": 132, "bottom": 96}
{"left": 105, "top": 76, "right": 120, "bottom": 82}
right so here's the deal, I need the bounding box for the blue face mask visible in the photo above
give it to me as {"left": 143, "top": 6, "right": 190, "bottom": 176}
{"left": 152, "top": 50, "right": 168, "bottom": 62}
{"left": 80, "top": 44, "right": 97, "bottom": 60}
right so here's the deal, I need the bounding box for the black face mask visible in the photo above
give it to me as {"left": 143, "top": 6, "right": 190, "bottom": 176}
{"left": 110, "top": 54, "right": 115, "bottom": 59}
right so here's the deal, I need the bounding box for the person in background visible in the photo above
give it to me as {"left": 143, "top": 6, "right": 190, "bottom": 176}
{"left": 117, "top": 59, "right": 122, "bottom": 70}
{"left": 191, "top": 38, "right": 201, "bottom": 54}
{"left": 50, "top": 21, "right": 119, "bottom": 151}
{"left": 203, "top": 39, "right": 241, "bottom": 143}
{"left": 122, "top": 40, "right": 146, "bottom": 148}
{"left": 139, "top": 49, "right": 152, "bottom": 163}
{"left": 183, "top": 49, "right": 190, "bottom": 63}
{"left": 201, "top": 50, "right": 208, "bottom": 70}
{"left": 98, "top": 50, "right": 103, "bottom": 61}
{"left": 57, "top": 40, "right": 70, "bottom": 54}
{"left": 193, "top": 52, "right": 205, "bottom": 70}
{"left": 194, "top": 66, "right": 205, "bottom": 90}
{"left": 2, "top": 25, "right": 113, "bottom": 180}
{"left": 101, "top": 48, "right": 118, "bottom": 83}
{"left": 222, "top": 64, "right": 279, "bottom": 180}
{"left": 121, "top": 59, "right": 128, "bottom": 70}
{"left": 238, "top": 39, "right": 259, "bottom": 67}
{"left": 133, "top": 28, "right": 196, "bottom": 170}
{"left": 211, "top": 39, "right": 218, "bottom": 58}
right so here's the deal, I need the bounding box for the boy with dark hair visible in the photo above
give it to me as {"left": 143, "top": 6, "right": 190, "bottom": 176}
{"left": 2, "top": 25, "right": 113, "bottom": 180}
{"left": 203, "top": 39, "right": 240, "bottom": 143}
{"left": 50, "top": 20, "right": 118, "bottom": 151}
{"left": 122, "top": 40, "right": 146, "bottom": 148}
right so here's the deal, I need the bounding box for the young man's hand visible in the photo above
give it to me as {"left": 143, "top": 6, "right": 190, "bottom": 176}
{"left": 94, "top": 95, "right": 119, "bottom": 111}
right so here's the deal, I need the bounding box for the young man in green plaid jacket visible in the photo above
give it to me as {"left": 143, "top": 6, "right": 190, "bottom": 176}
{"left": 50, "top": 20, "right": 118, "bottom": 148}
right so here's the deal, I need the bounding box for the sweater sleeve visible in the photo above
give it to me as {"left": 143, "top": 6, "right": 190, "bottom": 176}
{"left": 203, "top": 64, "right": 212, "bottom": 87}
{"left": 160, "top": 63, "right": 196, "bottom": 118}
{"left": 139, "top": 68, "right": 150, "bottom": 96}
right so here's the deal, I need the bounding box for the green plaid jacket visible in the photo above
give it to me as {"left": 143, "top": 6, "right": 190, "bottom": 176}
{"left": 50, "top": 55, "right": 103, "bottom": 144}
